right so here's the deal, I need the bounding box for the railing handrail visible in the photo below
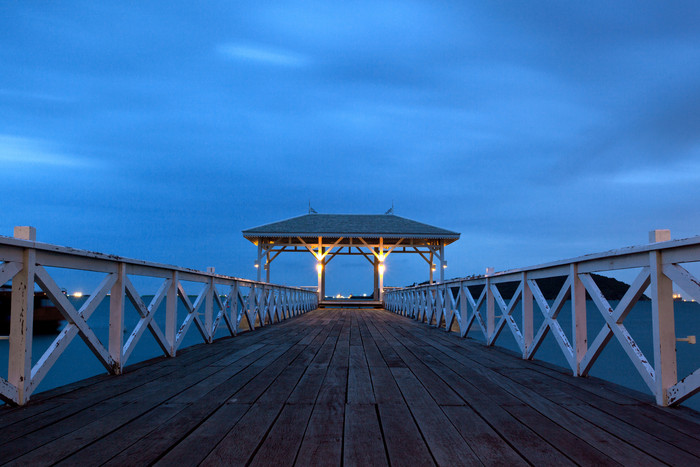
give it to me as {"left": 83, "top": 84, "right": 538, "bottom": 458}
{"left": 0, "top": 235, "right": 309, "bottom": 291}
{"left": 398, "top": 235, "right": 700, "bottom": 289}
{"left": 383, "top": 235, "right": 700, "bottom": 408}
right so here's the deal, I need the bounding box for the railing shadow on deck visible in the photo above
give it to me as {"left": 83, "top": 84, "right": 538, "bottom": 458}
{"left": 0, "top": 233, "right": 317, "bottom": 405}
{"left": 384, "top": 235, "right": 700, "bottom": 407}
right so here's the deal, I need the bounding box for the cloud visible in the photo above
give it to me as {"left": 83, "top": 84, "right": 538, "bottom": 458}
{"left": 0, "top": 88, "right": 71, "bottom": 103}
{"left": 607, "top": 159, "right": 700, "bottom": 185}
{"left": 217, "top": 43, "right": 308, "bottom": 67}
{"left": 0, "top": 135, "right": 92, "bottom": 169}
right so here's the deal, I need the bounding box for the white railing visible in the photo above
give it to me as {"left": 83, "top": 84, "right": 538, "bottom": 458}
{"left": 383, "top": 235, "right": 700, "bottom": 407}
{"left": 0, "top": 232, "right": 317, "bottom": 405}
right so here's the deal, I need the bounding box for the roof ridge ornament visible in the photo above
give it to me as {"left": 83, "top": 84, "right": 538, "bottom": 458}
{"left": 385, "top": 201, "right": 394, "bottom": 215}
{"left": 308, "top": 201, "right": 318, "bottom": 214}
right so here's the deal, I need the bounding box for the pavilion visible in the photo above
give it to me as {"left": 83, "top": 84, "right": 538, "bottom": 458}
{"left": 242, "top": 211, "right": 460, "bottom": 305}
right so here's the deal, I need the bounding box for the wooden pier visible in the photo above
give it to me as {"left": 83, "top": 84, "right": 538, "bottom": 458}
{"left": 1, "top": 308, "right": 698, "bottom": 466}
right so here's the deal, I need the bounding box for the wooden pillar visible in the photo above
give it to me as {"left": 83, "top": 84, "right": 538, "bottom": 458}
{"left": 265, "top": 251, "right": 270, "bottom": 283}
{"left": 373, "top": 255, "right": 379, "bottom": 300}
{"left": 439, "top": 242, "right": 445, "bottom": 283}
{"left": 379, "top": 262, "right": 385, "bottom": 302}
{"left": 9, "top": 226, "right": 36, "bottom": 405}
{"left": 317, "top": 238, "right": 324, "bottom": 301}
{"left": 256, "top": 243, "right": 262, "bottom": 282}
{"left": 429, "top": 250, "right": 434, "bottom": 285}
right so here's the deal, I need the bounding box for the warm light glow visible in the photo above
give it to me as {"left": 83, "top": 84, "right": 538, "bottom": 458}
{"left": 316, "top": 262, "right": 323, "bottom": 274}
{"left": 73, "top": 291, "right": 83, "bottom": 298}
{"left": 431, "top": 264, "right": 436, "bottom": 272}
{"left": 254, "top": 261, "right": 259, "bottom": 268}
{"left": 378, "top": 264, "right": 385, "bottom": 275}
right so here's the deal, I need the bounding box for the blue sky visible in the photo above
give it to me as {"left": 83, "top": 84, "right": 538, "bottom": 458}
{"left": 2, "top": 2, "right": 700, "bottom": 294}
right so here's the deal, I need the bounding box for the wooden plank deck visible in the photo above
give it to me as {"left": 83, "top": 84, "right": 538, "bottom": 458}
{"left": 1, "top": 308, "right": 698, "bottom": 466}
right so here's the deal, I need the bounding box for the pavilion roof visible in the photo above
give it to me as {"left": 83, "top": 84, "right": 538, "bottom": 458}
{"left": 242, "top": 214, "right": 460, "bottom": 243}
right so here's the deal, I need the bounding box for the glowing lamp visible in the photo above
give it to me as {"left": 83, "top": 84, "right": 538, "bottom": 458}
{"left": 254, "top": 261, "right": 259, "bottom": 268}
{"left": 443, "top": 261, "right": 448, "bottom": 269}
{"left": 431, "top": 264, "right": 436, "bottom": 272}
{"left": 316, "top": 262, "right": 323, "bottom": 274}
{"left": 378, "top": 264, "right": 386, "bottom": 275}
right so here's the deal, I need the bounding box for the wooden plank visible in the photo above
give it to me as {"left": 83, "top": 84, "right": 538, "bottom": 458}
{"left": 286, "top": 313, "right": 340, "bottom": 406}
{"left": 501, "top": 402, "right": 622, "bottom": 466}
{"left": 102, "top": 402, "right": 229, "bottom": 466}
{"left": 490, "top": 369, "right": 662, "bottom": 465}
{"left": 295, "top": 319, "right": 350, "bottom": 466}
{"left": 248, "top": 403, "right": 314, "bottom": 467}
{"left": 167, "top": 344, "right": 280, "bottom": 404}
{"left": 443, "top": 405, "right": 527, "bottom": 466}
{"left": 377, "top": 403, "right": 435, "bottom": 467}
{"left": 101, "top": 333, "right": 309, "bottom": 465}
{"left": 1, "top": 350, "right": 242, "bottom": 462}
{"left": 343, "top": 404, "right": 388, "bottom": 466}
{"left": 42, "top": 402, "right": 190, "bottom": 466}
{"left": 397, "top": 317, "right": 636, "bottom": 465}
{"left": 0, "top": 398, "right": 129, "bottom": 463}
{"left": 0, "top": 333, "right": 253, "bottom": 438}
{"left": 386, "top": 309, "right": 700, "bottom": 463}
{"left": 503, "top": 367, "right": 700, "bottom": 455}
{"left": 295, "top": 400, "right": 344, "bottom": 466}
{"left": 383, "top": 319, "right": 578, "bottom": 465}
{"left": 565, "top": 403, "right": 700, "bottom": 466}
{"left": 13, "top": 346, "right": 269, "bottom": 464}
{"left": 347, "top": 344, "right": 375, "bottom": 405}
{"left": 154, "top": 403, "right": 251, "bottom": 466}
{"left": 390, "top": 367, "right": 482, "bottom": 465}
{"left": 232, "top": 344, "right": 303, "bottom": 403}
{"left": 199, "top": 323, "right": 327, "bottom": 465}
{"left": 367, "top": 317, "right": 464, "bottom": 406}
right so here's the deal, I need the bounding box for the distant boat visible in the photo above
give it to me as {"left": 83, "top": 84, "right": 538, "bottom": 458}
{"left": 0, "top": 285, "right": 64, "bottom": 334}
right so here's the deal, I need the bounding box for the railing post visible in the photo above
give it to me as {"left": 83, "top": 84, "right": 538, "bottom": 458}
{"left": 570, "top": 263, "right": 587, "bottom": 376}
{"left": 260, "top": 284, "right": 267, "bottom": 325}
{"left": 9, "top": 226, "right": 36, "bottom": 405}
{"left": 460, "top": 282, "right": 468, "bottom": 337}
{"left": 231, "top": 281, "right": 240, "bottom": 334}
{"left": 205, "top": 267, "right": 214, "bottom": 343}
{"left": 522, "top": 272, "right": 533, "bottom": 358}
{"left": 165, "top": 271, "right": 178, "bottom": 356}
{"left": 649, "top": 248, "right": 677, "bottom": 405}
{"left": 486, "top": 268, "right": 495, "bottom": 343}
{"left": 109, "top": 262, "right": 126, "bottom": 374}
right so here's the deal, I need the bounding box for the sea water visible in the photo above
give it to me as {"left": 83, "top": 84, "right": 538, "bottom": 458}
{"left": 1, "top": 298, "right": 698, "bottom": 411}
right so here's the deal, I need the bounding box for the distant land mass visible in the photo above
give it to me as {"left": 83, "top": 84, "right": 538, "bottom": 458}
{"left": 408, "top": 273, "right": 648, "bottom": 301}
